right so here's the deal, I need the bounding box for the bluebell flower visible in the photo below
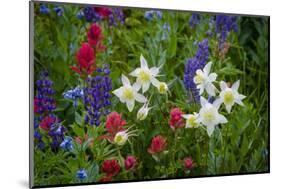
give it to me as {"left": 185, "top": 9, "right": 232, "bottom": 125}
{"left": 60, "top": 137, "right": 73, "bottom": 151}
{"left": 53, "top": 6, "right": 64, "bottom": 16}
{"left": 184, "top": 39, "right": 209, "bottom": 102}
{"left": 144, "top": 10, "right": 162, "bottom": 21}
{"left": 76, "top": 169, "right": 88, "bottom": 180}
{"left": 48, "top": 122, "right": 65, "bottom": 151}
{"left": 76, "top": 10, "right": 84, "bottom": 19}
{"left": 63, "top": 86, "right": 84, "bottom": 107}
{"left": 215, "top": 15, "right": 238, "bottom": 50}
{"left": 84, "top": 66, "right": 112, "bottom": 126}
{"left": 189, "top": 13, "right": 200, "bottom": 28}
{"left": 39, "top": 4, "right": 50, "bottom": 14}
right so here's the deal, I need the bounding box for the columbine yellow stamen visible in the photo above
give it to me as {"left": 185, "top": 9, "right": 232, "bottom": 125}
{"left": 122, "top": 88, "right": 134, "bottom": 100}
{"left": 138, "top": 70, "right": 151, "bottom": 83}
{"left": 194, "top": 72, "right": 204, "bottom": 84}
{"left": 223, "top": 91, "right": 234, "bottom": 105}
{"left": 187, "top": 116, "right": 198, "bottom": 128}
{"left": 158, "top": 82, "right": 168, "bottom": 94}
{"left": 203, "top": 111, "right": 215, "bottom": 122}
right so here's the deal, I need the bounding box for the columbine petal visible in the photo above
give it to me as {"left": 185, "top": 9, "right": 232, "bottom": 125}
{"left": 225, "top": 105, "right": 232, "bottom": 113}
{"left": 150, "top": 67, "right": 159, "bottom": 76}
{"left": 235, "top": 99, "right": 244, "bottom": 106}
{"left": 218, "top": 115, "right": 228, "bottom": 123}
{"left": 206, "top": 124, "right": 215, "bottom": 137}
{"left": 140, "top": 54, "right": 148, "bottom": 69}
{"left": 206, "top": 84, "right": 216, "bottom": 96}
{"left": 231, "top": 80, "right": 240, "bottom": 91}
{"left": 203, "top": 62, "right": 212, "bottom": 75}
{"left": 142, "top": 82, "right": 150, "bottom": 93}
{"left": 135, "top": 93, "right": 147, "bottom": 103}
{"left": 151, "top": 77, "right": 160, "bottom": 87}
{"left": 113, "top": 88, "right": 123, "bottom": 98}
{"left": 213, "top": 99, "right": 222, "bottom": 109}
{"left": 200, "top": 97, "right": 208, "bottom": 107}
{"left": 129, "top": 68, "right": 140, "bottom": 77}
{"left": 209, "top": 73, "right": 217, "bottom": 82}
{"left": 220, "top": 81, "right": 228, "bottom": 91}
{"left": 126, "top": 100, "right": 135, "bottom": 112}
{"left": 132, "top": 82, "right": 141, "bottom": 92}
{"left": 121, "top": 74, "right": 131, "bottom": 86}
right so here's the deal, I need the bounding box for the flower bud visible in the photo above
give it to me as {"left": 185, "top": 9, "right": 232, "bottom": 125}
{"left": 158, "top": 82, "right": 168, "bottom": 94}
{"left": 114, "top": 131, "right": 128, "bottom": 146}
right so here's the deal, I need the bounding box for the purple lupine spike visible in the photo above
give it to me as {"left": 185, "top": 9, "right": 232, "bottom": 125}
{"left": 184, "top": 39, "right": 209, "bottom": 102}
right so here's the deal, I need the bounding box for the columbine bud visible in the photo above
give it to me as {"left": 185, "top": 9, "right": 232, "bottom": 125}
{"left": 137, "top": 103, "right": 151, "bottom": 121}
{"left": 114, "top": 131, "right": 128, "bottom": 146}
{"left": 158, "top": 82, "right": 168, "bottom": 94}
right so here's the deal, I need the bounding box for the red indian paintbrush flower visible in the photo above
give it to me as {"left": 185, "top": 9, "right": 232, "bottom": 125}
{"left": 183, "top": 157, "right": 195, "bottom": 170}
{"left": 71, "top": 43, "right": 95, "bottom": 76}
{"left": 95, "top": 7, "right": 112, "bottom": 18}
{"left": 148, "top": 135, "right": 167, "bottom": 154}
{"left": 169, "top": 107, "right": 185, "bottom": 130}
{"left": 87, "top": 24, "right": 103, "bottom": 47}
{"left": 105, "top": 112, "right": 126, "bottom": 136}
{"left": 124, "top": 155, "right": 137, "bottom": 170}
{"left": 102, "top": 159, "right": 121, "bottom": 177}
{"left": 39, "top": 116, "right": 57, "bottom": 131}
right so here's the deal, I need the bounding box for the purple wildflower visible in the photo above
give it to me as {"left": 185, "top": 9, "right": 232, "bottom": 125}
{"left": 84, "top": 66, "right": 112, "bottom": 126}
{"left": 215, "top": 15, "right": 238, "bottom": 50}
{"left": 184, "top": 39, "right": 209, "bottom": 102}
{"left": 189, "top": 13, "right": 200, "bottom": 28}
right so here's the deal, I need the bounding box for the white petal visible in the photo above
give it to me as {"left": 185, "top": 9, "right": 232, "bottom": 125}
{"left": 142, "top": 82, "right": 150, "bottom": 93}
{"left": 213, "top": 99, "right": 222, "bottom": 109}
{"left": 135, "top": 93, "right": 147, "bottom": 103}
{"left": 239, "top": 94, "right": 246, "bottom": 100}
{"left": 121, "top": 74, "right": 130, "bottom": 86}
{"left": 200, "top": 97, "right": 208, "bottom": 107}
{"left": 235, "top": 99, "right": 244, "bottom": 106}
{"left": 132, "top": 82, "right": 141, "bottom": 92}
{"left": 150, "top": 67, "right": 159, "bottom": 76}
{"left": 220, "top": 81, "right": 228, "bottom": 91}
{"left": 218, "top": 114, "right": 228, "bottom": 124}
{"left": 206, "top": 124, "right": 215, "bottom": 137}
{"left": 151, "top": 77, "right": 160, "bottom": 87}
{"left": 140, "top": 54, "right": 148, "bottom": 69}
{"left": 182, "top": 114, "right": 189, "bottom": 119}
{"left": 198, "top": 85, "right": 204, "bottom": 95}
{"left": 206, "top": 84, "right": 216, "bottom": 96}
{"left": 126, "top": 100, "right": 135, "bottom": 112}
{"left": 231, "top": 80, "right": 240, "bottom": 91}
{"left": 208, "top": 73, "right": 217, "bottom": 82}
{"left": 225, "top": 105, "right": 232, "bottom": 113}
{"left": 112, "top": 88, "right": 123, "bottom": 98}
{"left": 203, "top": 62, "right": 212, "bottom": 75}
{"left": 130, "top": 68, "right": 140, "bottom": 77}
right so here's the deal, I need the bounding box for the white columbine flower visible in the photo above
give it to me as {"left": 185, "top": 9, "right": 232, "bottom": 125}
{"left": 130, "top": 54, "right": 161, "bottom": 93}
{"left": 182, "top": 113, "right": 199, "bottom": 128}
{"left": 113, "top": 74, "right": 147, "bottom": 112}
{"left": 137, "top": 102, "right": 152, "bottom": 120}
{"left": 114, "top": 131, "right": 128, "bottom": 146}
{"left": 194, "top": 62, "right": 217, "bottom": 96}
{"left": 157, "top": 82, "right": 168, "bottom": 94}
{"left": 197, "top": 97, "right": 228, "bottom": 136}
{"left": 219, "top": 80, "right": 246, "bottom": 113}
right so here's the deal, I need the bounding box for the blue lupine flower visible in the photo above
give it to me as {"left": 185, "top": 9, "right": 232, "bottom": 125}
{"left": 184, "top": 39, "right": 209, "bottom": 102}
{"left": 63, "top": 86, "right": 84, "bottom": 107}
{"left": 84, "top": 66, "right": 112, "bottom": 126}
{"left": 60, "top": 137, "right": 73, "bottom": 151}
{"left": 189, "top": 13, "right": 200, "bottom": 28}
{"left": 48, "top": 122, "right": 65, "bottom": 151}
{"left": 76, "top": 169, "right": 88, "bottom": 180}
{"left": 76, "top": 11, "right": 84, "bottom": 19}
{"left": 144, "top": 10, "right": 162, "bottom": 21}
{"left": 39, "top": 4, "right": 50, "bottom": 14}
{"left": 163, "top": 22, "right": 171, "bottom": 32}
{"left": 162, "top": 23, "right": 171, "bottom": 40}
{"left": 215, "top": 15, "right": 238, "bottom": 50}
{"left": 82, "top": 6, "right": 101, "bottom": 22}
{"left": 108, "top": 8, "right": 125, "bottom": 26}
{"left": 53, "top": 6, "right": 64, "bottom": 16}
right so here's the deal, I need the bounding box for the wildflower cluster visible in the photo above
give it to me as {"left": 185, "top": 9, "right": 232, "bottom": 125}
{"left": 144, "top": 10, "right": 162, "bottom": 21}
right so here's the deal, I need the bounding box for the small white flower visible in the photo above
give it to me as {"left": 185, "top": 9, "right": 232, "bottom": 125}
{"left": 197, "top": 97, "right": 228, "bottom": 136}
{"left": 218, "top": 80, "right": 246, "bottom": 113}
{"left": 182, "top": 113, "right": 199, "bottom": 128}
{"left": 113, "top": 74, "right": 147, "bottom": 112}
{"left": 137, "top": 102, "right": 152, "bottom": 120}
{"left": 114, "top": 131, "right": 128, "bottom": 146}
{"left": 193, "top": 62, "right": 217, "bottom": 96}
{"left": 157, "top": 82, "right": 168, "bottom": 94}
{"left": 130, "top": 54, "right": 161, "bottom": 93}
